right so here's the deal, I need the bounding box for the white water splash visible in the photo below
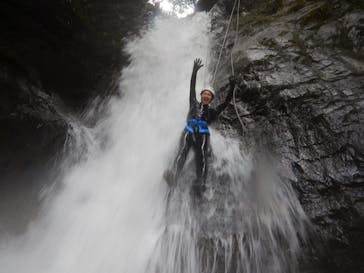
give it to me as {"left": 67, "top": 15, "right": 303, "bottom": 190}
{"left": 0, "top": 13, "right": 211, "bottom": 273}
{"left": 0, "top": 9, "right": 308, "bottom": 273}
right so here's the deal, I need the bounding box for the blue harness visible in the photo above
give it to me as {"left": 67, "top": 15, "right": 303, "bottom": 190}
{"left": 185, "top": 119, "right": 210, "bottom": 135}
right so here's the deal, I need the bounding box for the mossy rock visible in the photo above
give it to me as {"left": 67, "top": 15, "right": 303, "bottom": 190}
{"left": 238, "top": 0, "right": 284, "bottom": 30}
{"left": 299, "top": 1, "right": 333, "bottom": 26}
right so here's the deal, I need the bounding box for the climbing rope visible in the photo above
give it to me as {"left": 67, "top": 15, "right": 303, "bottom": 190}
{"left": 211, "top": 0, "right": 238, "bottom": 85}
{"left": 231, "top": 0, "right": 247, "bottom": 134}
{"left": 211, "top": 0, "right": 246, "bottom": 133}
{"left": 231, "top": 0, "right": 241, "bottom": 76}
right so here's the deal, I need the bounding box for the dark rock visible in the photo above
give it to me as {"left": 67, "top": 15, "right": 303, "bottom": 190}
{"left": 0, "top": 0, "right": 149, "bottom": 108}
{"left": 196, "top": 0, "right": 219, "bottom": 11}
{"left": 0, "top": 0, "right": 151, "bottom": 235}
{"left": 211, "top": 0, "right": 364, "bottom": 271}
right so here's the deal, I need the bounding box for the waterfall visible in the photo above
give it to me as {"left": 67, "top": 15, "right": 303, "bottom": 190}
{"left": 0, "top": 9, "right": 308, "bottom": 273}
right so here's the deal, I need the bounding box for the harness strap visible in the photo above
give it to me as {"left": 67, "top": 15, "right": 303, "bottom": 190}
{"left": 185, "top": 119, "right": 210, "bottom": 135}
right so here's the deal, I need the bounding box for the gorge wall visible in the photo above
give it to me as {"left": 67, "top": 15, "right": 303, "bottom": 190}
{"left": 0, "top": 0, "right": 152, "bottom": 233}
{"left": 210, "top": 0, "right": 363, "bottom": 271}
{"left": 0, "top": 0, "right": 363, "bottom": 272}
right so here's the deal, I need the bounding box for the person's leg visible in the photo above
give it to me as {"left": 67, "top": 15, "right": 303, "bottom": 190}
{"left": 164, "top": 130, "right": 192, "bottom": 185}
{"left": 174, "top": 131, "right": 193, "bottom": 180}
{"left": 193, "top": 133, "right": 209, "bottom": 189}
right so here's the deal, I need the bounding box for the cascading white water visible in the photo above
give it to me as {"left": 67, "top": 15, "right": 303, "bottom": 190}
{"left": 0, "top": 8, "right": 308, "bottom": 273}
{"left": 0, "top": 11, "right": 210, "bottom": 273}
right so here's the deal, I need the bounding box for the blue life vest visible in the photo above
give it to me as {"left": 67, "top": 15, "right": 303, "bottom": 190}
{"left": 185, "top": 119, "right": 210, "bottom": 135}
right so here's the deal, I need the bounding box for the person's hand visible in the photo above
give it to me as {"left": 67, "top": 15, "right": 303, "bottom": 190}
{"left": 229, "top": 75, "right": 237, "bottom": 85}
{"left": 193, "top": 58, "right": 203, "bottom": 72}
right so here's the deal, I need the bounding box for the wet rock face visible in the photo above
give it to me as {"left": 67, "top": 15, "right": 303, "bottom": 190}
{"left": 0, "top": 0, "right": 151, "bottom": 234}
{"left": 0, "top": 0, "right": 149, "bottom": 108}
{"left": 0, "top": 60, "right": 68, "bottom": 233}
{"left": 212, "top": 0, "right": 364, "bottom": 271}
{"left": 196, "top": 0, "right": 219, "bottom": 11}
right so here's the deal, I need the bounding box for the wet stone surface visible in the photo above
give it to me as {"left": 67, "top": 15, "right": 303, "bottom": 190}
{"left": 0, "top": 0, "right": 152, "bottom": 234}
{"left": 211, "top": 0, "right": 364, "bottom": 272}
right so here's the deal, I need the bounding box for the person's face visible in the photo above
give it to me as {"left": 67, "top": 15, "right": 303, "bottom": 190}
{"left": 201, "top": 90, "right": 213, "bottom": 105}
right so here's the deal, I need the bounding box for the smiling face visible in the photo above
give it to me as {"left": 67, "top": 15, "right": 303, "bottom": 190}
{"left": 200, "top": 90, "right": 213, "bottom": 105}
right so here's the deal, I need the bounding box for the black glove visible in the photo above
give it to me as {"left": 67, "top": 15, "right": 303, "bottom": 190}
{"left": 193, "top": 58, "right": 203, "bottom": 72}
{"left": 229, "top": 75, "right": 237, "bottom": 86}
{"left": 241, "top": 80, "right": 248, "bottom": 89}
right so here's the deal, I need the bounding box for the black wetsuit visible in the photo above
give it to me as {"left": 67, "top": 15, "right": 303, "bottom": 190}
{"left": 170, "top": 66, "right": 235, "bottom": 187}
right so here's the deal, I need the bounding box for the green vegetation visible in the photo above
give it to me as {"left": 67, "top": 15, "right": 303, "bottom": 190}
{"left": 238, "top": 0, "right": 340, "bottom": 30}
{"left": 258, "top": 0, "right": 284, "bottom": 15}
{"left": 299, "top": 1, "right": 332, "bottom": 26}
{"left": 286, "top": 0, "right": 314, "bottom": 13}
{"left": 346, "top": 0, "right": 364, "bottom": 10}
{"left": 239, "top": 12, "right": 274, "bottom": 28}
{"left": 238, "top": 0, "right": 284, "bottom": 30}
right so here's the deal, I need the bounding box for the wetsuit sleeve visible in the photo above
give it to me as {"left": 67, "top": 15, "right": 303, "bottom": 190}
{"left": 190, "top": 67, "right": 198, "bottom": 106}
{"left": 215, "top": 81, "right": 235, "bottom": 116}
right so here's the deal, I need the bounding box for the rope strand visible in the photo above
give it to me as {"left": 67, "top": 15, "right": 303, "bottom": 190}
{"left": 211, "top": 0, "right": 238, "bottom": 85}
{"left": 231, "top": 0, "right": 241, "bottom": 76}
{"left": 231, "top": 0, "right": 247, "bottom": 133}
{"left": 211, "top": 0, "right": 246, "bottom": 133}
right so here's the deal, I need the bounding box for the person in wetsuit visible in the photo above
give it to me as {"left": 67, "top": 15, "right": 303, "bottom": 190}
{"left": 164, "top": 58, "right": 237, "bottom": 192}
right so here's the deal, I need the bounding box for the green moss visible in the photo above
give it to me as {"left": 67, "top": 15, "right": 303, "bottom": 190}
{"left": 239, "top": 12, "right": 273, "bottom": 27}
{"left": 299, "top": 1, "right": 332, "bottom": 26}
{"left": 265, "top": 0, "right": 284, "bottom": 15}
{"left": 291, "top": 32, "right": 307, "bottom": 53}
{"left": 238, "top": 0, "right": 284, "bottom": 30}
{"left": 236, "top": 0, "right": 351, "bottom": 33}
{"left": 284, "top": 0, "right": 363, "bottom": 28}
{"left": 286, "top": 0, "right": 313, "bottom": 13}
{"left": 258, "top": 0, "right": 284, "bottom": 15}
{"left": 346, "top": 0, "right": 364, "bottom": 10}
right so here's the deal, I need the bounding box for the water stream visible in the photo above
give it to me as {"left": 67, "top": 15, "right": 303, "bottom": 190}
{"left": 0, "top": 10, "right": 308, "bottom": 273}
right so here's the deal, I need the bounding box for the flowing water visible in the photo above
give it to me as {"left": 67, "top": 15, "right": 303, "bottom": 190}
{"left": 0, "top": 9, "right": 308, "bottom": 273}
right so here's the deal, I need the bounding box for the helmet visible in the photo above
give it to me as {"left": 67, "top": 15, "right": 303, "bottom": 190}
{"left": 200, "top": 88, "right": 215, "bottom": 100}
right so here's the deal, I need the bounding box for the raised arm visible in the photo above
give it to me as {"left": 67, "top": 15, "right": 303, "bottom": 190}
{"left": 190, "top": 58, "right": 203, "bottom": 106}
{"left": 215, "top": 76, "right": 237, "bottom": 116}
